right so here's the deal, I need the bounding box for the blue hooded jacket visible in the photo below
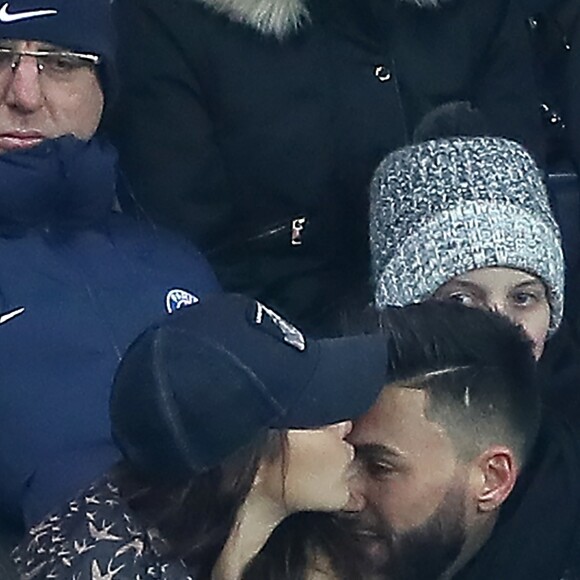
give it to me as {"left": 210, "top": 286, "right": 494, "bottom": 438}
{"left": 0, "top": 137, "right": 220, "bottom": 526}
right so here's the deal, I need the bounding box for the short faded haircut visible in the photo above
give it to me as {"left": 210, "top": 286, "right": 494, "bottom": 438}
{"left": 380, "top": 302, "right": 540, "bottom": 468}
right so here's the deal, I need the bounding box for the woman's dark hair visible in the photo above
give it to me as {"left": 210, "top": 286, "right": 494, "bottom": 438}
{"left": 111, "top": 430, "right": 284, "bottom": 578}
{"left": 243, "top": 512, "right": 382, "bottom": 580}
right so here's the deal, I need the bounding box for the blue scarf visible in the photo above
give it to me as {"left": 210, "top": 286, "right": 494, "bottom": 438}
{"left": 0, "top": 136, "right": 117, "bottom": 234}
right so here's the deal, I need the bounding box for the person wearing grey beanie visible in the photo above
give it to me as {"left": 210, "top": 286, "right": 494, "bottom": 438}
{"left": 370, "top": 135, "right": 564, "bottom": 361}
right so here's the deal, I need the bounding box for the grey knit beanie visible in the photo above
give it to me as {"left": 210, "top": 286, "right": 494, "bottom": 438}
{"left": 370, "top": 137, "right": 564, "bottom": 332}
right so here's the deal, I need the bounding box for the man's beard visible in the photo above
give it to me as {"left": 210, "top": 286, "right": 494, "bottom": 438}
{"left": 375, "top": 481, "right": 468, "bottom": 580}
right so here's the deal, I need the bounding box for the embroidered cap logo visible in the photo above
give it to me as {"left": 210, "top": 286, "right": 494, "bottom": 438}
{"left": 254, "top": 302, "right": 306, "bottom": 351}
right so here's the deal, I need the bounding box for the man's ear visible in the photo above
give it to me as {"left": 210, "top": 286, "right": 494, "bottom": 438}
{"left": 470, "top": 446, "right": 518, "bottom": 513}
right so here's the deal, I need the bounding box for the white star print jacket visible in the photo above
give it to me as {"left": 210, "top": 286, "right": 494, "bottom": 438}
{"left": 12, "top": 478, "right": 196, "bottom": 579}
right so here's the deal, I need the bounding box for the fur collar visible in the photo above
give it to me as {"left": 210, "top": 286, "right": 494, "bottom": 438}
{"left": 195, "top": 0, "right": 451, "bottom": 39}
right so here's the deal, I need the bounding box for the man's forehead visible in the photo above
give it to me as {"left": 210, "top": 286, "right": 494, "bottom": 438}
{"left": 0, "top": 38, "right": 68, "bottom": 51}
{"left": 351, "top": 387, "right": 422, "bottom": 436}
{"left": 367, "top": 385, "right": 429, "bottom": 422}
{"left": 350, "top": 385, "right": 449, "bottom": 448}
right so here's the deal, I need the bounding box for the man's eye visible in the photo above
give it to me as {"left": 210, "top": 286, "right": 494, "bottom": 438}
{"left": 364, "top": 461, "right": 394, "bottom": 480}
{"left": 0, "top": 49, "right": 14, "bottom": 68}
{"left": 43, "top": 54, "right": 83, "bottom": 73}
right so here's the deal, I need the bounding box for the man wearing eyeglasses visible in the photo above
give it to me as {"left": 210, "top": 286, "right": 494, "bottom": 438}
{"left": 0, "top": 1, "right": 108, "bottom": 153}
{"left": 0, "top": 0, "right": 220, "bottom": 534}
{"left": 0, "top": 41, "right": 102, "bottom": 153}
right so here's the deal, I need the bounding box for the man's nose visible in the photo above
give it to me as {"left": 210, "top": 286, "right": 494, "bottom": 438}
{"left": 345, "top": 467, "right": 368, "bottom": 512}
{"left": 4, "top": 56, "right": 44, "bottom": 112}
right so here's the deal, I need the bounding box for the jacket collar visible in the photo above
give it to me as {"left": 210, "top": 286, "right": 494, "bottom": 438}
{"left": 0, "top": 136, "right": 117, "bottom": 234}
{"left": 454, "top": 412, "right": 580, "bottom": 580}
{"left": 194, "top": 0, "right": 451, "bottom": 39}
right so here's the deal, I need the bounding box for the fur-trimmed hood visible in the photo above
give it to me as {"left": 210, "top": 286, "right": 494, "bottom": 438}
{"left": 195, "top": 0, "right": 452, "bottom": 39}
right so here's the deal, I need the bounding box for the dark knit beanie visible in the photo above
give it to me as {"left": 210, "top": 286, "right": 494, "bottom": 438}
{"left": 0, "top": 0, "right": 116, "bottom": 99}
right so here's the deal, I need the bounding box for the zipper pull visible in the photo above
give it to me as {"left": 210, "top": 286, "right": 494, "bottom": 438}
{"left": 291, "top": 217, "right": 307, "bottom": 246}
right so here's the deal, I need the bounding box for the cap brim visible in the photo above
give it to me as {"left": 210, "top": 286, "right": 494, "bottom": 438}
{"left": 272, "top": 334, "right": 389, "bottom": 428}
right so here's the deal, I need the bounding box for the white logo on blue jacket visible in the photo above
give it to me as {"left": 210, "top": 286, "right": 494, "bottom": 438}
{"left": 0, "top": 306, "right": 25, "bottom": 325}
{"left": 165, "top": 289, "right": 199, "bottom": 314}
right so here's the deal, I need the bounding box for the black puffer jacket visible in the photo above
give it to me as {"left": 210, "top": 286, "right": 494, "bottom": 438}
{"left": 567, "top": 12, "right": 580, "bottom": 175}
{"left": 112, "top": 0, "right": 543, "bottom": 331}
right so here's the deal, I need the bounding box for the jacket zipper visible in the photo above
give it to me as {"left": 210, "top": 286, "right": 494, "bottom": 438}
{"left": 246, "top": 222, "right": 290, "bottom": 242}
{"left": 390, "top": 55, "right": 411, "bottom": 143}
{"left": 246, "top": 216, "right": 308, "bottom": 246}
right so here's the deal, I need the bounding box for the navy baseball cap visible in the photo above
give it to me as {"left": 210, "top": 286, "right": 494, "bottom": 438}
{"left": 111, "top": 294, "right": 389, "bottom": 481}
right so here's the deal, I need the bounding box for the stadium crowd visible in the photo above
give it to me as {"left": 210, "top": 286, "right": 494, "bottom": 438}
{"left": 0, "top": 0, "right": 579, "bottom": 578}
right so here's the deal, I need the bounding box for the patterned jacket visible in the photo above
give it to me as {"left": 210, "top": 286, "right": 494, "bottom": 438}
{"left": 13, "top": 478, "right": 196, "bottom": 580}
